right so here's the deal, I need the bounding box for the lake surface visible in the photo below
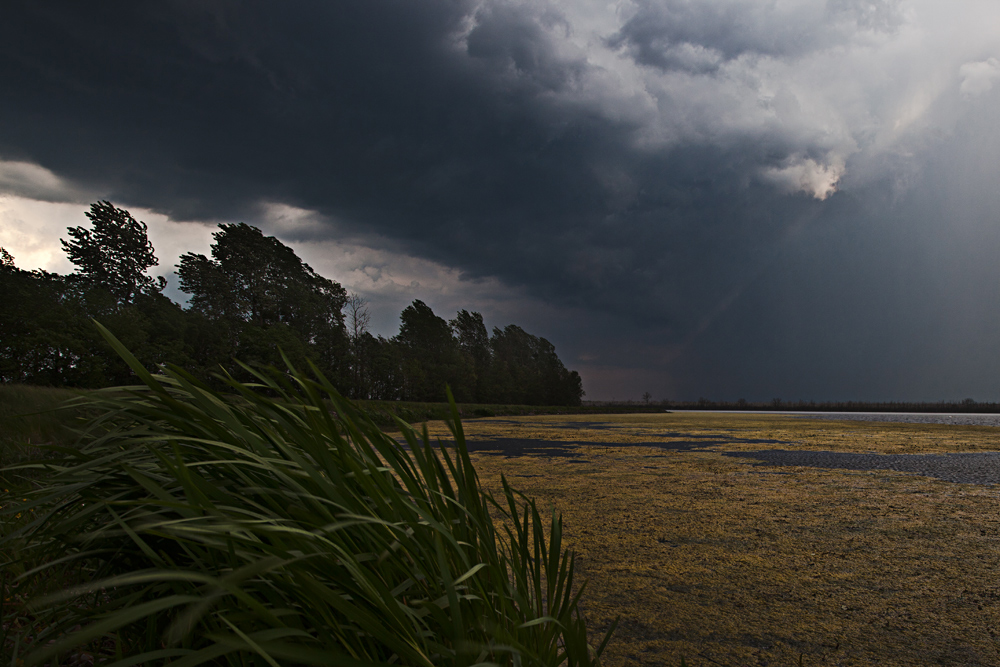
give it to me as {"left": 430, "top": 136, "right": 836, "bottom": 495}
{"left": 689, "top": 410, "right": 1000, "bottom": 427}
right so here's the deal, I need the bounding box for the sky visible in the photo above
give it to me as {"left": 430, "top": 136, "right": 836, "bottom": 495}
{"left": 2, "top": 0, "right": 1000, "bottom": 402}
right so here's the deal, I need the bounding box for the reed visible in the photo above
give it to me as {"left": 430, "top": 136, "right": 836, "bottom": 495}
{"left": 1, "top": 323, "right": 614, "bottom": 666}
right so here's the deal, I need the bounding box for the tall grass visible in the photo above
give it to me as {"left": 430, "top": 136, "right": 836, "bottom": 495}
{"left": 1, "top": 325, "right": 615, "bottom": 666}
{"left": 0, "top": 384, "right": 82, "bottom": 472}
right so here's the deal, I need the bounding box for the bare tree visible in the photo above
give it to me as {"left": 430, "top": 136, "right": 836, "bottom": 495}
{"left": 642, "top": 391, "right": 652, "bottom": 405}
{"left": 346, "top": 294, "right": 371, "bottom": 398}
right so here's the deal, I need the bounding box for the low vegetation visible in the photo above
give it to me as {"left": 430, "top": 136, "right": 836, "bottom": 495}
{"left": 9, "top": 361, "right": 1000, "bottom": 665}
{"left": 422, "top": 413, "right": 1000, "bottom": 665}
{"left": 0, "top": 328, "right": 613, "bottom": 666}
{"left": 0, "top": 384, "right": 85, "bottom": 476}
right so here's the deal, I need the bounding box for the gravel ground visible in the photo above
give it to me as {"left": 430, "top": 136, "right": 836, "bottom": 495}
{"left": 723, "top": 449, "right": 1000, "bottom": 486}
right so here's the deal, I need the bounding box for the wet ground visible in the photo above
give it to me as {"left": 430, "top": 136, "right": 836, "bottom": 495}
{"left": 418, "top": 412, "right": 1000, "bottom": 666}
{"left": 456, "top": 426, "right": 1000, "bottom": 486}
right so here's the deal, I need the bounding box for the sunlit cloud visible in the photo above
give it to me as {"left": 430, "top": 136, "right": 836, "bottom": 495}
{"left": 0, "top": 193, "right": 216, "bottom": 293}
{"left": 761, "top": 156, "right": 846, "bottom": 200}
{"left": 0, "top": 158, "right": 90, "bottom": 204}
{"left": 959, "top": 57, "right": 1000, "bottom": 98}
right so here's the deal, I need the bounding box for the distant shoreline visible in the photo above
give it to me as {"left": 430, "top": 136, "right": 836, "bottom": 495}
{"left": 585, "top": 399, "right": 1000, "bottom": 414}
{"left": 718, "top": 410, "right": 1000, "bottom": 427}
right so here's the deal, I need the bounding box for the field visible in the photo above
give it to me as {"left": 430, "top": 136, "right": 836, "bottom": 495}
{"left": 5, "top": 385, "right": 1000, "bottom": 666}
{"left": 420, "top": 412, "right": 1000, "bottom": 666}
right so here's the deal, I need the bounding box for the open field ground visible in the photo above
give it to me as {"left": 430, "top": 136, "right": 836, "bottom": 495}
{"left": 6, "top": 387, "right": 1000, "bottom": 666}
{"left": 422, "top": 413, "right": 1000, "bottom": 666}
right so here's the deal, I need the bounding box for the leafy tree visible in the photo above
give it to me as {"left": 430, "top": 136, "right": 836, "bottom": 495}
{"left": 486, "top": 324, "right": 583, "bottom": 405}
{"left": 450, "top": 309, "right": 491, "bottom": 401}
{"left": 361, "top": 333, "right": 404, "bottom": 400}
{"left": 395, "top": 300, "right": 469, "bottom": 402}
{"left": 2, "top": 225, "right": 213, "bottom": 387}
{"left": 61, "top": 201, "right": 164, "bottom": 305}
{"left": 179, "top": 223, "right": 347, "bottom": 330}
{"left": 0, "top": 266, "right": 97, "bottom": 386}
{"left": 178, "top": 223, "right": 349, "bottom": 378}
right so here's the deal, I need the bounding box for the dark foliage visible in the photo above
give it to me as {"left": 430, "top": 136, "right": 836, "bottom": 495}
{"left": 177, "top": 223, "right": 350, "bottom": 382}
{"left": 61, "top": 201, "right": 165, "bottom": 304}
{"left": 1, "top": 205, "right": 584, "bottom": 405}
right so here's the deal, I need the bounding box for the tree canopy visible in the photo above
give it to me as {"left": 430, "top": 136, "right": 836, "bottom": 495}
{"left": 2, "top": 203, "right": 584, "bottom": 405}
{"left": 177, "top": 223, "right": 349, "bottom": 378}
{"left": 61, "top": 201, "right": 165, "bottom": 304}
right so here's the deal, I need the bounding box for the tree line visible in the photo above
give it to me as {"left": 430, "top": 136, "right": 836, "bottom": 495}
{"left": 0, "top": 202, "right": 584, "bottom": 405}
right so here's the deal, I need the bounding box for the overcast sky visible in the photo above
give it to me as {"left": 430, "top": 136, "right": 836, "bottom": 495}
{"left": 2, "top": 0, "right": 1000, "bottom": 402}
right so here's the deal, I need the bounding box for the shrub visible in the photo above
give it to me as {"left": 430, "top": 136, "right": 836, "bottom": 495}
{"left": 1, "top": 325, "right": 614, "bottom": 666}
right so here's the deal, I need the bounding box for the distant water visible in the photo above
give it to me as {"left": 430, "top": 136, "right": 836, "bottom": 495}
{"left": 694, "top": 410, "right": 1000, "bottom": 427}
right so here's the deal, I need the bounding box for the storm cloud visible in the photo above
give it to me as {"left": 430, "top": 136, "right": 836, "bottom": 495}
{"left": 2, "top": 0, "right": 1000, "bottom": 401}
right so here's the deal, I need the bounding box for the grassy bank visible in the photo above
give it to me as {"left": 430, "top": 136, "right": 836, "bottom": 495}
{"left": 0, "top": 385, "right": 86, "bottom": 477}
{"left": 16, "top": 382, "right": 1000, "bottom": 664}
{"left": 0, "top": 383, "right": 666, "bottom": 466}
{"left": 356, "top": 399, "right": 667, "bottom": 428}
{"left": 0, "top": 342, "right": 613, "bottom": 667}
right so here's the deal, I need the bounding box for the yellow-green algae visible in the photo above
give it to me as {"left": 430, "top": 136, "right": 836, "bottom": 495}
{"left": 422, "top": 412, "right": 1000, "bottom": 666}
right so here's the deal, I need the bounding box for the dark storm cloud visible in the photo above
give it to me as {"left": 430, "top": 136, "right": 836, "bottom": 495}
{"left": 3, "top": 0, "right": 1000, "bottom": 401}
{"left": 1, "top": 0, "right": 762, "bottom": 325}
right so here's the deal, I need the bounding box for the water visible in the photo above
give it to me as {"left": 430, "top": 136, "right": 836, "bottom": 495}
{"left": 693, "top": 410, "right": 1000, "bottom": 427}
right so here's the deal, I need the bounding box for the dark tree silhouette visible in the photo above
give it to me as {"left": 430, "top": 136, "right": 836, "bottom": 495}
{"left": 61, "top": 201, "right": 164, "bottom": 304}
{"left": 450, "top": 310, "right": 491, "bottom": 401}
{"left": 6, "top": 206, "right": 585, "bottom": 404}
{"left": 178, "top": 223, "right": 349, "bottom": 376}
{"left": 396, "top": 300, "right": 469, "bottom": 402}
{"left": 346, "top": 294, "right": 372, "bottom": 398}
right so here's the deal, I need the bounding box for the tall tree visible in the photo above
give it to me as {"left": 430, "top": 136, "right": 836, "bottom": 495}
{"left": 177, "top": 223, "right": 348, "bottom": 377}
{"left": 346, "top": 294, "right": 372, "bottom": 398}
{"left": 361, "top": 333, "right": 404, "bottom": 401}
{"left": 61, "top": 201, "right": 164, "bottom": 304}
{"left": 395, "top": 300, "right": 468, "bottom": 402}
{"left": 450, "top": 310, "right": 490, "bottom": 401}
{"left": 487, "top": 324, "right": 584, "bottom": 406}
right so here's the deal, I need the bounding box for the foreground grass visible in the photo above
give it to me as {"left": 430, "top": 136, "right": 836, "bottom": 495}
{"left": 422, "top": 413, "right": 1000, "bottom": 666}
{"left": 0, "top": 383, "right": 646, "bottom": 459}
{"left": 0, "top": 385, "right": 85, "bottom": 469}
{"left": 11, "top": 384, "right": 1000, "bottom": 665}
{"left": 0, "top": 336, "right": 613, "bottom": 666}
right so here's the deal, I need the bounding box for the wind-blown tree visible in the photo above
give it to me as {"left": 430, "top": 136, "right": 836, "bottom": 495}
{"left": 61, "top": 201, "right": 165, "bottom": 305}
{"left": 487, "top": 324, "right": 584, "bottom": 406}
{"left": 395, "top": 300, "right": 471, "bottom": 402}
{"left": 360, "top": 332, "right": 405, "bottom": 400}
{"left": 177, "top": 223, "right": 349, "bottom": 378}
{"left": 1, "top": 225, "right": 196, "bottom": 386}
{"left": 451, "top": 309, "right": 491, "bottom": 401}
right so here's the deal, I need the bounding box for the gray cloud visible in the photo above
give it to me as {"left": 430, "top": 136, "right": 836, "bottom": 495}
{"left": 2, "top": 0, "right": 1000, "bottom": 400}
{"left": 607, "top": 0, "right": 904, "bottom": 73}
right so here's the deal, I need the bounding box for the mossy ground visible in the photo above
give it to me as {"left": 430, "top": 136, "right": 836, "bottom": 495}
{"left": 423, "top": 412, "right": 1000, "bottom": 666}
